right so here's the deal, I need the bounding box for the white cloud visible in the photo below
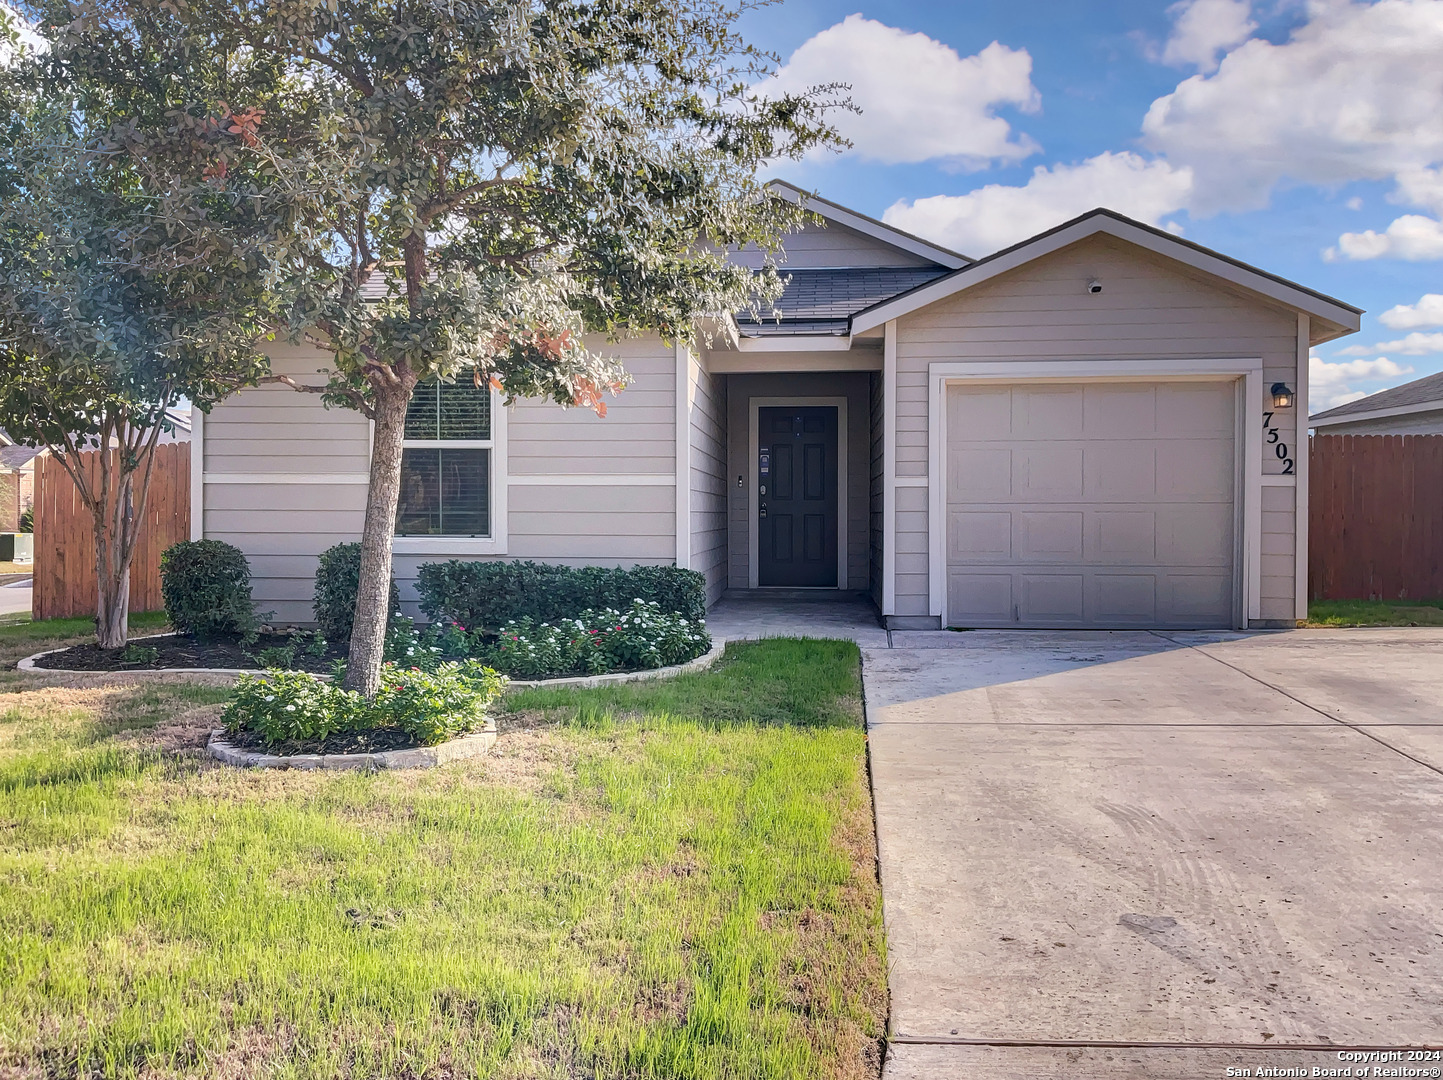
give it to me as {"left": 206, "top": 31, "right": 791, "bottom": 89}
{"left": 882, "top": 152, "right": 1194, "bottom": 255}
{"left": 1309, "top": 355, "right": 1414, "bottom": 410}
{"left": 759, "top": 15, "right": 1040, "bottom": 167}
{"left": 1142, "top": 0, "right": 1443, "bottom": 214}
{"left": 1345, "top": 196, "right": 1364, "bottom": 210}
{"left": 1327, "top": 214, "right": 1443, "bottom": 261}
{"left": 1335, "top": 331, "right": 1443, "bottom": 356}
{"left": 1160, "top": 0, "right": 1257, "bottom": 72}
{"left": 1380, "top": 293, "right": 1443, "bottom": 329}
{"left": 1394, "top": 165, "right": 1443, "bottom": 216}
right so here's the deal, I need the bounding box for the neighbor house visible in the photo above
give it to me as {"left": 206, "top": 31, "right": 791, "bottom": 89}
{"left": 0, "top": 432, "right": 39, "bottom": 534}
{"left": 193, "top": 182, "right": 1360, "bottom": 630}
{"left": 1309, "top": 370, "right": 1443, "bottom": 435}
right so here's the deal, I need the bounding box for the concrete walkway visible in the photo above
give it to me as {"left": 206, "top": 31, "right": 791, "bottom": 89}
{"left": 0, "top": 576, "right": 32, "bottom": 617}
{"left": 705, "top": 596, "right": 889, "bottom": 647}
{"left": 864, "top": 629, "right": 1443, "bottom": 1078}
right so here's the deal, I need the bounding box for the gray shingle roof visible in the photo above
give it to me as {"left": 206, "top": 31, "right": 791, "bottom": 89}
{"left": 736, "top": 266, "right": 951, "bottom": 337}
{"left": 1310, "top": 369, "right": 1443, "bottom": 421}
{"left": 0, "top": 444, "right": 40, "bottom": 470}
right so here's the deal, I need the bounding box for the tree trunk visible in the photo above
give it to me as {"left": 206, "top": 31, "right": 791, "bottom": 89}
{"left": 93, "top": 468, "right": 133, "bottom": 650}
{"left": 344, "top": 381, "right": 410, "bottom": 697}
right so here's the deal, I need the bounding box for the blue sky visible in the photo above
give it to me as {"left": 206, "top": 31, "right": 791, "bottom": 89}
{"left": 741, "top": 0, "right": 1443, "bottom": 411}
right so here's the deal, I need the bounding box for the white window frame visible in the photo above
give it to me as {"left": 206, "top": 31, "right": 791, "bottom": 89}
{"left": 391, "top": 388, "right": 508, "bottom": 555}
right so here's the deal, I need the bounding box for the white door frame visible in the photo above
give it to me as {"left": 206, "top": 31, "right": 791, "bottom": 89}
{"left": 927, "top": 358, "right": 1264, "bottom": 630}
{"left": 748, "top": 396, "right": 849, "bottom": 590}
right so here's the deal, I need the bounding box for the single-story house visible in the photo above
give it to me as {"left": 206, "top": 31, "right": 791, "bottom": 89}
{"left": 193, "top": 182, "right": 1361, "bottom": 630}
{"left": 1309, "top": 370, "right": 1443, "bottom": 435}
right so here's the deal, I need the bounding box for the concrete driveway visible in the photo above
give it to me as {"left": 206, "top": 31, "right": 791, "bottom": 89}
{"left": 0, "top": 576, "right": 32, "bottom": 617}
{"left": 864, "top": 629, "right": 1443, "bottom": 1078}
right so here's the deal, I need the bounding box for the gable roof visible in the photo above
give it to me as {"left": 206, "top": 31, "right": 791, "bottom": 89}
{"left": 765, "top": 180, "right": 971, "bottom": 270}
{"left": 737, "top": 266, "right": 951, "bottom": 338}
{"left": 1310, "top": 369, "right": 1443, "bottom": 425}
{"left": 0, "top": 444, "right": 41, "bottom": 471}
{"left": 847, "top": 207, "right": 1362, "bottom": 344}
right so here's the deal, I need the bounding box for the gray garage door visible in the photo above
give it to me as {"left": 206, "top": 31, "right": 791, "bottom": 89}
{"left": 945, "top": 381, "right": 1237, "bottom": 628}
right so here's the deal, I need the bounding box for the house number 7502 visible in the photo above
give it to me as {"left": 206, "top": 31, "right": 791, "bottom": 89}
{"left": 1262, "top": 411, "right": 1294, "bottom": 475}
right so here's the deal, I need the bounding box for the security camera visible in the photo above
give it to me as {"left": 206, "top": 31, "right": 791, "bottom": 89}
{"left": 1087, "top": 279, "right": 1103, "bottom": 294}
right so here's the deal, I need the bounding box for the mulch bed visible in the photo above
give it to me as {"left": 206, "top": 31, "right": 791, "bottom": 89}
{"left": 219, "top": 726, "right": 428, "bottom": 755}
{"left": 31, "top": 632, "right": 348, "bottom": 673}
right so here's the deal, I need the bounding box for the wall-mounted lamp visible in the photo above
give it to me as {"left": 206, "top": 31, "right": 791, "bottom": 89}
{"left": 1270, "top": 382, "right": 1295, "bottom": 409}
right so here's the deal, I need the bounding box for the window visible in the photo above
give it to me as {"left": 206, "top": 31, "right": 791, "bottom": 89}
{"left": 397, "top": 380, "right": 495, "bottom": 537}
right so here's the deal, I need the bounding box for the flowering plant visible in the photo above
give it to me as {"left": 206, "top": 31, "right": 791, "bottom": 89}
{"left": 223, "top": 669, "right": 367, "bottom": 744}
{"left": 477, "top": 599, "right": 710, "bottom": 679}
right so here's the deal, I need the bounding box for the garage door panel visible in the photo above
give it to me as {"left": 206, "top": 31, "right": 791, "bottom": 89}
{"left": 1084, "top": 384, "right": 1156, "bottom": 437}
{"left": 1156, "top": 440, "right": 1234, "bottom": 498}
{"left": 1156, "top": 506, "right": 1234, "bottom": 566}
{"left": 1014, "top": 386, "right": 1083, "bottom": 439}
{"left": 1014, "top": 446, "right": 1083, "bottom": 500}
{"left": 1021, "top": 575, "right": 1085, "bottom": 622}
{"left": 948, "top": 386, "right": 1012, "bottom": 441}
{"left": 948, "top": 573, "right": 1013, "bottom": 622}
{"left": 1093, "top": 575, "right": 1157, "bottom": 622}
{"left": 949, "top": 449, "right": 1012, "bottom": 499}
{"left": 1164, "top": 573, "right": 1233, "bottom": 618}
{"left": 949, "top": 511, "right": 1011, "bottom": 561}
{"left": 1086, "top": 444, "right": 1157, "bottom": 499}
{"left": 1158, "top": 382, "right": 1234, "bottom": 434}
{"left": 1091, "top": 511, "right": 1157, "bottom": 563}
{"left": 945, "top": 380, "right": 1236, "bottom": 629}
{"left": 1016, "top": 511, "right": 1083, "bottom": 561}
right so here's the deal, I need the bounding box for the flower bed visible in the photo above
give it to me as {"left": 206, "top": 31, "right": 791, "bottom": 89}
{"left": 386, "top": 599, "right": 713, "bottom": 680}
{"left": 222, "top": 661, "right": 507, "bottom": 753}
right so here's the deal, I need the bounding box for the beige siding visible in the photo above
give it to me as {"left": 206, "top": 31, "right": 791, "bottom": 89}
{"left": 204, "top": 344, "right": 371, "bottom": 622}
{"left": 204, "top": 336, "right": 680, "bottom": 622}
{"left": 1314, "top": 410, "right": 1443, "bottom": 435}
{"left": 725, "top": 371, "right": 872, "bottom": 591}
{"left": 728, "top": 219, "right": 937, "bottom": 269}
{"left": 894, "top": 234, "right": 1302, "bottom": 625}
{"left": 689, "top": 357, "right": 728, "bottom": 606}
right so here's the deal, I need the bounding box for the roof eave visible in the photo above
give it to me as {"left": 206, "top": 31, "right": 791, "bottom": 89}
{"left": 847, "top": 209, "right": 1363, "bottom": 337}
{"left": 1310, "top": 399, "right": 1443, "bottom": 426}
{"left": 765, "top": 180, "right": 972, "bottom": 270}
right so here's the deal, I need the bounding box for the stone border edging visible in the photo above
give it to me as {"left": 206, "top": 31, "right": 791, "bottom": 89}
{"left": 16, "top": 635, "right": 727, "bottom": 688}
{"left": 206, "top": 720, "right": 497, "bottom": 770}
{"left": 505, "top": 637, "right": 727, "bottom": 689}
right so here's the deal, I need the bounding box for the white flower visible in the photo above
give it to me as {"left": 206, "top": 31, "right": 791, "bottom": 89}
{"left": 285, "top": 704, "right": 296, "bottom": 712}
{"left": 264, "top": 695, "right": 275, "bottom": 702}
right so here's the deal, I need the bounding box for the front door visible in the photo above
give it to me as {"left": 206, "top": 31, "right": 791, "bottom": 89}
{"left": 758, "top": 406, "right": 838, "bottom": 587}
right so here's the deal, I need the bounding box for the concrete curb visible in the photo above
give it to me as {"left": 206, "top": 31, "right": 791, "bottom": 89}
{"left": 17, "top": 636, "right": 727, "bottom": 688}
{"left": 206, "top": 719, "right": 498, "bottom": 771}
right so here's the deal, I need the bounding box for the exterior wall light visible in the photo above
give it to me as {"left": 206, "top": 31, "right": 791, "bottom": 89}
{"left": 1270, "top": 382, "right": 1295, "bottom": 409}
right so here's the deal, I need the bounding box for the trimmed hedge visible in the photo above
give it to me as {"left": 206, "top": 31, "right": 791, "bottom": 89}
{"left": 416, "top": 561, "right": 706, "bottom": 631}
{"left": 313, "top": 542, "right": 402, "bottom": 642}
{"left": 160, "top": 540, "right": 258, "bottom": 640}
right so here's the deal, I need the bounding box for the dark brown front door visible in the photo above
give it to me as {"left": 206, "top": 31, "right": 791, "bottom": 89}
{"left": 759, "top": 406, "right": 838, "bottom": 587}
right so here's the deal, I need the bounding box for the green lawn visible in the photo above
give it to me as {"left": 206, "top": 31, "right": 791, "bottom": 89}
{"left": 0, "top": 636, "right": 886, "bottom": 1079}
{"left": 1306, "top": 599, "right": 1443, "bottom": 627}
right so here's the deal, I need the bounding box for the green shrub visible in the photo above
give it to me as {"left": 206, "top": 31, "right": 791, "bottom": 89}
{"left": 160, "top": 540, "right": 258, "bottom": 640}
{"left": 415, "top": 561, "right": 706, "bottom": 630}
{"left": 375, "top": 661, "right": 508, "bottom": 745}
{"left": 17, "top": 506, "right": 32, "bottom": 533}
{"left": 314, "top": 542, "right": 401, "bottom": 642}
{"left": 223, "top": 669, "right": 368, "bottom": 745}
{"left": 222, "top": 662, "right": 506, "bottom": 748}
{"left": 475, "top": 599, "right": 711, "bottom": 679}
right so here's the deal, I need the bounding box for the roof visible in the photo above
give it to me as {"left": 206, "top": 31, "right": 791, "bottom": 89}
{"left": 736, "top": 267, "right": 951, "bottom": 337}
{"left": 764, "top": 180, "right": 972, "bottom": 270}
{"left": 848, "top": 207, "right": 1363, "bottom": 344}
{"left": 1310, "top": 369, "right": 1443, "bottom": 425}
{"left": 0, "top": 444, "right": 40, "bottom": 470}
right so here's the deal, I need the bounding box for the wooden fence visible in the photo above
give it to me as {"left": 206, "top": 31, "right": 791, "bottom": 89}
{"left": 33, "top": 443, "right": 191, "bottom": 620}
{"left": 1309, "top": 434, "right": 1443, "bottom": 601}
